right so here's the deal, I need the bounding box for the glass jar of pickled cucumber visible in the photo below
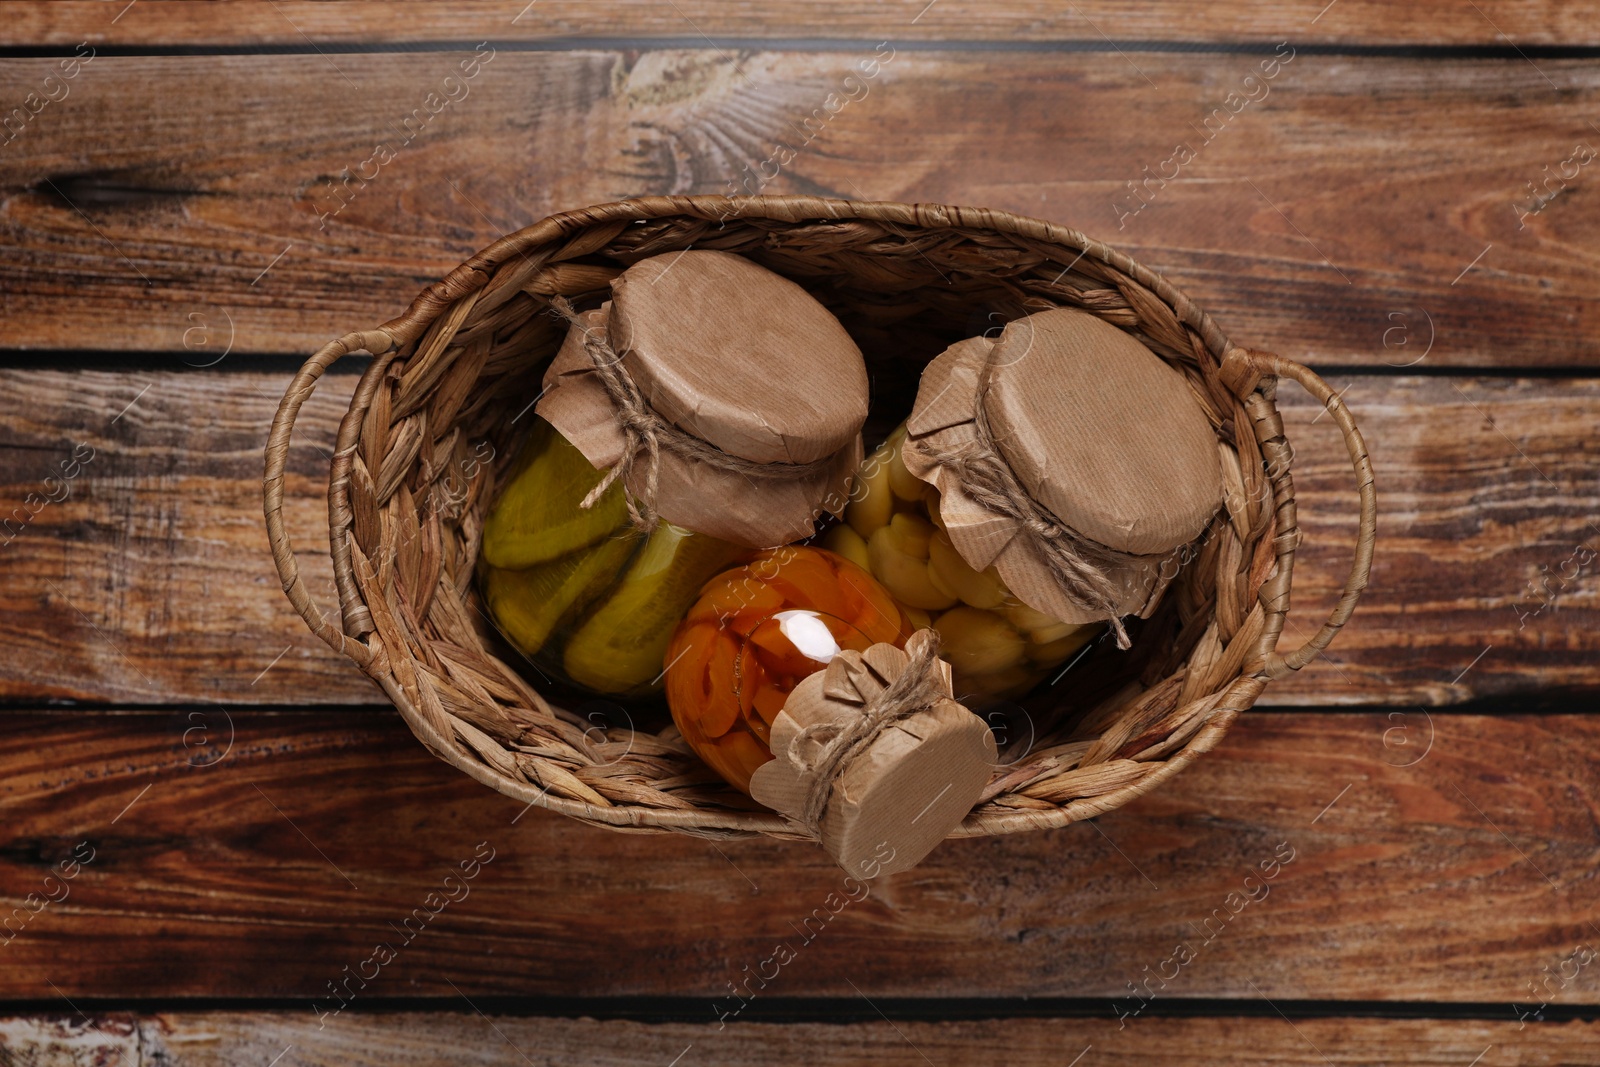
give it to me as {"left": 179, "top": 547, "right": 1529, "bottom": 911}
{"left": 821, "top": 425, "right": 1098, "bottom": 700}
{"left": 663, "top": 546, "right": 915, "bottom": 791}
{"left": 479, "top": 249, "right": 870, "bottom": 698}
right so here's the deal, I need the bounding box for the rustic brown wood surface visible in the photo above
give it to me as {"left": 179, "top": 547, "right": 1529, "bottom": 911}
{"left": 0, "top": 709, "right": 1593, "bottom": 1002}
{"left": 0, "top": 50, "right": 1596, "bottom": 366}
{"left": 2, "top": 1012, "right": 1597, "bottom": 1067}
{"left": 2, "top": 370, "right": 1594, "bottom": 708}
{"left": 3, "top": 5, "right": 1599, "bottom": 1060}
{"left": 2, "top": 0, "right": 1592, "bottom": 47}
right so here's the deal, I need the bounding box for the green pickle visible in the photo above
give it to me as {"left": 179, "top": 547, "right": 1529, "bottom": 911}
{"left": 481, "top": 420, "right": 629, "bottom": 569}
{"left": 479, "top": 419, "right": 744, "bottom": 698}
{"left": 563, "top": 524, "right": 743, "bottom": 693}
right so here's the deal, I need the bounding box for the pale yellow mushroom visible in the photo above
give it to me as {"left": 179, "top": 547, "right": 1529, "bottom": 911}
{"left": 868, "top": 526, "right": 958, "bottom": 610}
{"left": 933, "top": 606, "right": 1027, "bottom": 676}
{"left": 821, "top": 524, "right": 872, "bottom": 573}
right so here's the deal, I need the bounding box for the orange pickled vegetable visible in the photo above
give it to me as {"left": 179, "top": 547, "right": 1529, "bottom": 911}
{"left": 664, "top": 547, "right": 914, "bottom": 793}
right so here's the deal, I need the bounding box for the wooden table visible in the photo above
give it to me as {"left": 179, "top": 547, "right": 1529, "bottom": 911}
{"left": 2, "top": 3, "right": 1597, "bottom": 1063}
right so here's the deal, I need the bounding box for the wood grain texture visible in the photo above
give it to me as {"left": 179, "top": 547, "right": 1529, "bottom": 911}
{"left": 2, "top": 0, "right": 1594, "bottom": 47}
{"left": 0, "top": 369, "right": 373, "bottom": 706}
{"left": 0, "top": 50, "right": 1596, "bottom": 366}
{"left": 0, "top": 710, "right": 1595, "bottom": 1002}
{"left": 2, "top": 370, "right": 1596, "bottom": 707}
{"left": 3, "top": 1012, "right": 1598, "bottom": 1067}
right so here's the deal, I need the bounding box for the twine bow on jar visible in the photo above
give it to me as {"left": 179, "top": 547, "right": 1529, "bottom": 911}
{"left": 785, "top": 629, "right": 950, "bottom": 836}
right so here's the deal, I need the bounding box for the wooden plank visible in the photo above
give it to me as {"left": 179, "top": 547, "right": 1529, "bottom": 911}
{"left": 2, "top": 370, "right": 1595, "bottom": 707}
{"left": 3, "top": 1011, "right": 1598, "bottom": 1067}
{"left": 1267, "top": 375, "right": 1600, "bottom": 706}
{"left": 3, "top": 1, "right": 1594, "bottom": 48}
{"left": 0, "top": 50, "right": 1596, "bottom": 366}
{"left": 0, "top": 369, "right": 373, "bottom": 705}
{"left": 0, "top": 710, "right": 1595, "bottom": 1002}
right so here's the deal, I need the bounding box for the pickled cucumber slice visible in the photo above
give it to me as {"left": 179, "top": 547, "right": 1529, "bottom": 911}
{"left": 481, "top": 420, "right": 628, "bottom": 570}
{"left": 563, "top": 524, "right": 743, "bottom": 696}
{"left": 482, "top": 533, "right": 639, "bottom": 658}
{"left": 886, "top": 512, "right": 936, "bottom": 560}
{"left": 1001, "top": 598, "right": 1060, "bottom": 634}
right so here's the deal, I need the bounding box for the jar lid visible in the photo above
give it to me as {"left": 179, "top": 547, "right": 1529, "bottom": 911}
{"left": 611, "top": 250, "right": 868, "bottom": 465}
{"left": 902, "top": 308, "right": 1223, "bottom": 627}
{"left": 985, "top": 309, "right": 1221, "bottom": 553}
{"left": 535, "top": 250, "right": 868, "bottom": 547}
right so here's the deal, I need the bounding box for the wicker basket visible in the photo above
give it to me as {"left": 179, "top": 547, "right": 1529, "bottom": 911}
{"left": 263, "top": 196, "right": 1375, "bottom": 844}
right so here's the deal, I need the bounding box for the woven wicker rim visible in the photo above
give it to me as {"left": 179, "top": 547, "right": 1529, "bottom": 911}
{"left": 264, "top": 195, "right": 1376, "bottom": 842}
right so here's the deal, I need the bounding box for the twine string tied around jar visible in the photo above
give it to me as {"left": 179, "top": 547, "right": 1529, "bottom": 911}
{"left": 928, "top": 361, "right": 1137, "bottom": 649}
{"left": 788, "top": 628, "right": 949, "bottom": 836}
{"left": 549, "top": 297, "right": 837, "bottom": 532}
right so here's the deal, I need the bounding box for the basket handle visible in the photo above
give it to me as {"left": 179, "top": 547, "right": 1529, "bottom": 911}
{"left": 263, "top": 331, "right": 392, "bottom": 667}
{"left": 1224, "top": 348, "right": 1377, "bottom": 679}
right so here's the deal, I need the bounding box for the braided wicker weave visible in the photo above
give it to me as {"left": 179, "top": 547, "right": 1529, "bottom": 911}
{"left": 263, "top": 196, "right": 1376, "bottom": 843}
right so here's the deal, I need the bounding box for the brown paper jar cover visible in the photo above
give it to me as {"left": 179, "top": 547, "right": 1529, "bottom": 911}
{"left": 537, "top": 250, "right": 868, "bottom": 548}
{"left": 902, "top": 307, "right": 1224, "bottom": 626}
{"left": 747, "top": 637, "right": 997, "bottom": 877}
